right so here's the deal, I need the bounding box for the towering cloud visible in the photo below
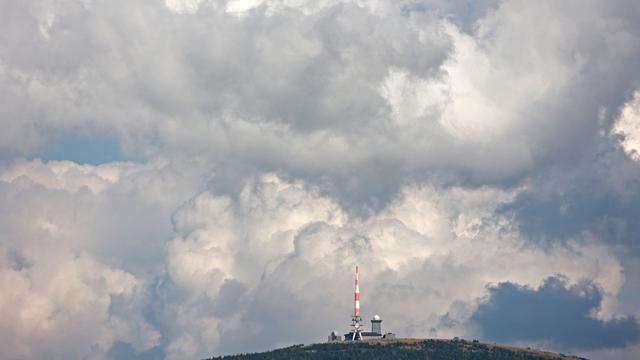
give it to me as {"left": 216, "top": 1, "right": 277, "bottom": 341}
{"left": 1, "top": 0, "right": 640, "bottom": 359}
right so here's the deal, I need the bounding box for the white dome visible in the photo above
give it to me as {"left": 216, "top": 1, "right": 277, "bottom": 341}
{"left": 373, "top": 314, "right": 380, "bottom": 320}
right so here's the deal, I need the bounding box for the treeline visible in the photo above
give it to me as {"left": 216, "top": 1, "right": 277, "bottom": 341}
{"left": 205, "top": 339, "right": 588, "bottom": 360}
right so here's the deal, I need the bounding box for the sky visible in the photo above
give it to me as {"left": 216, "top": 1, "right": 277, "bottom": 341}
{"left": 1, "top": 0, "right": 640, "bottom": 359}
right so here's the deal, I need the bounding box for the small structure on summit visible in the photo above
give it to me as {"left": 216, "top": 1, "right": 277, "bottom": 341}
{"left": 328, "top": 265, "right": 396, "bottom": 342}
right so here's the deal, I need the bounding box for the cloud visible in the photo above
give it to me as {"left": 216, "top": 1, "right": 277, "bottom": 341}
{"left": 162, "top": 173, "right": 625, "bottom": 357}
{"left": 614, "top": 91, "right": 640, "bottom": 162}
{"left": 1, "top": 159, "right": 628, "bottom": 358}
{"left": 0, "top": 251, "right": 159, "bottom": 359}
{"left": 0, "top": 159, "right": 206, "bottom": 359}
{"left": 164, "top": 0, "right": 209, "bottom": 14}
{"left": 471, "top": 276, "right": 640, "bottom": 350}
{"left": 3, "top": 0, "right": 638, "bottom": 196}
{"left": 2, "top": 0, "right": 640, "bottom": 359}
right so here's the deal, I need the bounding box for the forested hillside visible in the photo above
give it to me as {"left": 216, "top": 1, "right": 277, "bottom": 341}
{"left": 206, "top": 339, "right": 587, "bottom": 360}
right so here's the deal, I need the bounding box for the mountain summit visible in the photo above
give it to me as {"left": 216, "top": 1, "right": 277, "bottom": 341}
{"left": 205, "top": 338, "right": 587, "bottom": 360}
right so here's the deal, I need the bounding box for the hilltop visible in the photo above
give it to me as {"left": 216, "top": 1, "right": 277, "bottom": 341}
{"left": 205, "top": 338, "right": 587, "bottom": 360}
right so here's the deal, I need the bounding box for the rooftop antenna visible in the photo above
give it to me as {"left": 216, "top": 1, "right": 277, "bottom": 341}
{"left": 351, "top": 265, "right": 363, "bottom": 340}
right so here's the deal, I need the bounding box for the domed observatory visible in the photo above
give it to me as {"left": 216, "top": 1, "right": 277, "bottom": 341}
{"left": 359, "top": 314, "right": 395, "bottom": 340}
{"left": 371, "top": 314, "right": 382, "bottom": 335}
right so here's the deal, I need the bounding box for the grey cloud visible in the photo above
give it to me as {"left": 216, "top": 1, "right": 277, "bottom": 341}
{"left": 161, "top": 173, "right": 625, "bottom": 357}
{"left": 2, "top": 0, "right": 640, "bottom": 359}
{"left": 212, "top": 279, "right": 248, "bottom": 318}
{"left": 106, "top": 342, "right": 165, "bottom": 360}
{"left": 0, "top": 159, "right": 631, "bottom": 359}
{"left": 499, "top": 141, "right": 640, "bottom": 254}
{"left": 0, "top": 160, "right": 206, "bottom": 359}
{"left": 471, "top": 276, "right": 640, "bottom": 350}
{"left": 3, "top": 0, "right": 639, "bottom": 202}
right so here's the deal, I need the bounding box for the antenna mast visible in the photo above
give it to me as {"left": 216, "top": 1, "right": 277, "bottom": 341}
{"left": 351, "top": 265, "right": 363, "bottom": 340}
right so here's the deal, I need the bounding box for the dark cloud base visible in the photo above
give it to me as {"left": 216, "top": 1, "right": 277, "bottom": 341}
{"left": 472, "top": 277, "right": 640, "bottom": 350}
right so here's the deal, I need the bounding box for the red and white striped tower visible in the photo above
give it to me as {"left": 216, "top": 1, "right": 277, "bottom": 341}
{"left": 354, "top": 265, "right": 361, "bottom": 317}
{"left": 350, "top": 265, "right": 363, "bottom": 340}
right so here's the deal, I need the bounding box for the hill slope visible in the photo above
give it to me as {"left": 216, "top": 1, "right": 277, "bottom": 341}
{"left": 206, "top": 339, "right": 587, "bottom": 360}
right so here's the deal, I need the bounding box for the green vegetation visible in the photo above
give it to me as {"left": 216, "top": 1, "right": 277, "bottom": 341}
{"left": 206, "top": 338, "right": 588, "bottom": 360}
